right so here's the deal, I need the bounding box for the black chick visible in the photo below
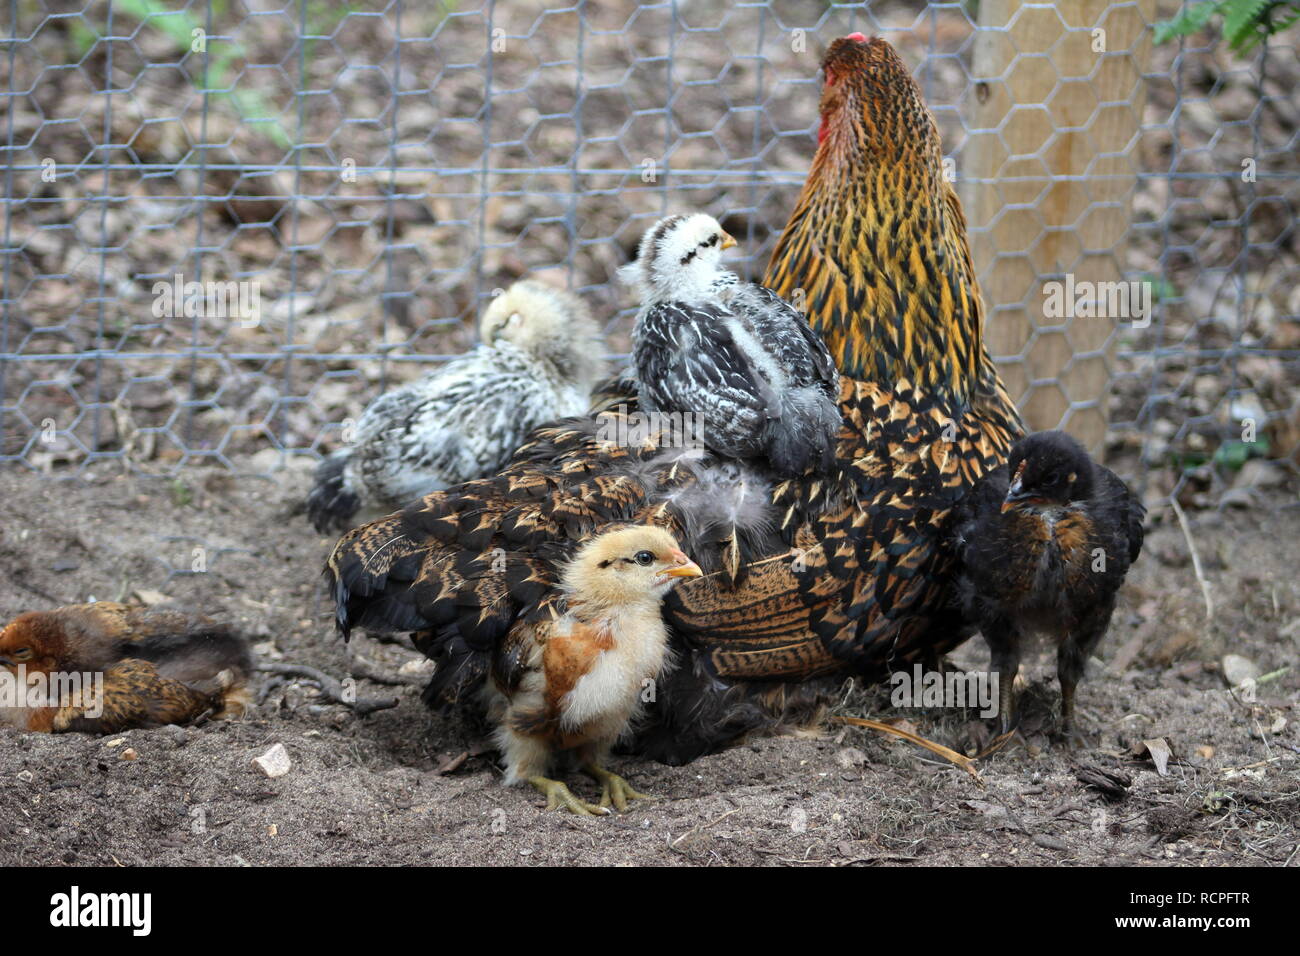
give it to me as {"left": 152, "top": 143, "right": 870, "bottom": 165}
{"left": 952, "top": 430, "right": 1145, "bottom": 739}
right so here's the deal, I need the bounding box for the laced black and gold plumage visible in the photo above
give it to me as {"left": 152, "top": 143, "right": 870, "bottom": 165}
{"left": 326, "top": 35, "right": 1023, "bottom": 765}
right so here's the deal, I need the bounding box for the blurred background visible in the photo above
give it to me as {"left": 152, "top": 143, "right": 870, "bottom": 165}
{"left": 1, "top": 0, "right": 1296, "bottom": 515}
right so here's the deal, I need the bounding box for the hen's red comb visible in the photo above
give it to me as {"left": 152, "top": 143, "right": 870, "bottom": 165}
{"left": 845, "top": 32, "right": 868, "bottom": 43}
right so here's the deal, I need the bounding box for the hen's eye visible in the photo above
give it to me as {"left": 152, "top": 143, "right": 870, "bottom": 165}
{"left": 12, "top": 648, "right": 32, "bottom": 661}
{"left": 634, "top": 550, "right": 655, "bottom": 566}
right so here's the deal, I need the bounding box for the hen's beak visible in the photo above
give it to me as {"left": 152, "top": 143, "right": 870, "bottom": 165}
{"left": 663, "top": 551, "right": 703, "bottom": 578}
{"left": 720, "top": 233, "right": 737, "bottom": 251}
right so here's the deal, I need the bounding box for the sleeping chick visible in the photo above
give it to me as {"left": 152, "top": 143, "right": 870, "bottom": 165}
{"left": 952, "top": 431, "right": 1146, "bottom": 741}
{"left": 623, "top": 213, "right": 842, "bottom": 477}
{"left": 487, "top": 525, "right": 701, "bottom": 816}
{"left": 0, "top": 603, "right": 253, "bottom": 733}
{"left": 307, "top": 279, "right": 608, "bottom": 533}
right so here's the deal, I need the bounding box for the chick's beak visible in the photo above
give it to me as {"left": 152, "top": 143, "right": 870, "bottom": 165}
{"left": 662, "top": 550, "right": 703, "bottom": 578}
{"left": 719, "top": 232, "right": 737, "bottom": 251}
{"left": 1001, "top": 481, "right": 1040, "bottom": 514}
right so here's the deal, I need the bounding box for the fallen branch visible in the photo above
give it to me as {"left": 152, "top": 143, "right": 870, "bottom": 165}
{"left": 256, "top": 662, "right": 398, "bottom": 716}
{"left": 348, "top": 652, "right": 426, "bottom": 687}
{"left": 832, "top": 715, "right": 982, "bottom": 783}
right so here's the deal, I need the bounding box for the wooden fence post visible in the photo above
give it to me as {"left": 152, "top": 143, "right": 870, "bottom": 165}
{"left": 962, "top": 0, "right": 1157, "bottom": 454}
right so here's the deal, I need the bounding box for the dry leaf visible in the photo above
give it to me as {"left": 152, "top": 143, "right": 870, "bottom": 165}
{"left": 1138, "top": 737, "right": 1173, "bottom": 776}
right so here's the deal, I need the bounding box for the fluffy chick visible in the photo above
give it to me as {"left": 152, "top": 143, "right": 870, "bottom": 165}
{"left": 623, "top": 213, "right": 842, "bottom": 478}
{"left": 952, "top": 431, "right": 1146, "bottom": 740}
{"left": 0, "top": 603, "right": 252, "bottom": 733}
{"left": 307, "top": 279, "right": 608, "bottom": 533}
{"left": 487, "top": 525, "right": 701, "bottom": 816}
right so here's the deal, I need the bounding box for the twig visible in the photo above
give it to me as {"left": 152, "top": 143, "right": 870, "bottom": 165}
{"left": 669, "top": 808, "right": 741, "bottom": 850}
{"left": 256, "top": 662, "right": 398, "bottom": 716}
{"left": 1169, "top": 498, "right": 1213, "bottom": 622}
{"left": 833, "top": 715, "right": 982, "bottom": 783}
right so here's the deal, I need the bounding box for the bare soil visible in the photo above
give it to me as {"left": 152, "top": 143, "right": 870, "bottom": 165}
{"left": 0, "top": 467, "right": 1296, "bottom": 867}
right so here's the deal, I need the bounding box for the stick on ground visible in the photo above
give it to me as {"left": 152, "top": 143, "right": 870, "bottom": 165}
{"left": 256, "top": 662, "right": 399, "bottom": 716}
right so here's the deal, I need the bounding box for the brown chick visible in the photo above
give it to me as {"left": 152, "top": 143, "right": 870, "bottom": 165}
{"left": 488, "top": 526, "right": 701, "bottom": 816}
{"left": 952, "top": 431, "right": 1146, "bottom": 740}
{"left": 0, "top": 603, "right": 253, "bottom": 734}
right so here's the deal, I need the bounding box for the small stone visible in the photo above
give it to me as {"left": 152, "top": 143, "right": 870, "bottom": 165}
{"left": 120, "top": 748, "right": 138, "bottom": 761}
{"left": 1235, "top": 459, "right": 1285, "bottom": 489}
{"left": 16, "top": 770, "right": 33, "bottom": 783}
{"left": 398, "top": 658, "right": 434, "bottom": 676}
{"left": 834, "top": 747, "right": 867, "bottom": 770}
{"left": 1218, "top": 487, "right": 1254, "bottom": 509}
{"left": 1222, "top": 654, "right": 1260, "bottom": 687}
{"left": 252, "top": 743, "right": 292, "bottom": 778}
{"left": 159, "top": 724, "right": 187, "bottom": 746}
{"left": 252, "top": 640, "right": 284, "bottom": 661}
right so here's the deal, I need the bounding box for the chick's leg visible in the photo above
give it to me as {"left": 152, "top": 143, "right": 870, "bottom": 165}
{"left": 1057, "top": 603, "right": 1114, "bottom": 745}
{"left": 500, "top": 726, "right": 608, "bottom": 817}
{"left": 984, "top": 619, "right": 1021, "bottom": 737}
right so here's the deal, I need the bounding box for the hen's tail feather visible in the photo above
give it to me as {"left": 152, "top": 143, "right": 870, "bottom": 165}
{"left": 307, "top": 451, "right": 361, "bottom": 534}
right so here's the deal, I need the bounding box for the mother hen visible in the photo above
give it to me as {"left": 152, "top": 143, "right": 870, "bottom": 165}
{"left": 326, "top": 35, "right": 1023, "bottom": 765}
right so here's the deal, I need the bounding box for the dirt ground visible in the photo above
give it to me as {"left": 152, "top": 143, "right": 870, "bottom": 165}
{"left": 0, "top": 465, "right": 1296, "bottom": 867}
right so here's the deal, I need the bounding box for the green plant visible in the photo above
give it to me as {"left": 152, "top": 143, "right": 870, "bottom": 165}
{"left": 68, "top": 0, "right": 292, "bottom": 149}
{"left": 1155, "top": 0, "right": 1300, "bottom": 55}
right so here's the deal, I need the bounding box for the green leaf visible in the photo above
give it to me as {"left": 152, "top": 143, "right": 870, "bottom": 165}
{"left": 1154, "top": 0, "right": 1225, "bottom": 44}
{"left": 115, "top": 0, "right": 204, "bottom": 51}
{"left": 1222, "top": 0, "right": 1272, "bottom": 49}
{"left": 1212, "top": 437, "right": 1269, "bottom": 470}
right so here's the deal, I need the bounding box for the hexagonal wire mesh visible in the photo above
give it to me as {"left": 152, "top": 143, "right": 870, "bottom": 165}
{"left": 1, "top": 0, "right": 1296, "bottom": 534}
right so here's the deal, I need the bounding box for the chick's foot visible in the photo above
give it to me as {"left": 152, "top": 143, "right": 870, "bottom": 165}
{"left": 528, "top": 776, "right": 609, "bottom": 817}
{"left": 583, "top": 763, "right": 656, "bottom": 813}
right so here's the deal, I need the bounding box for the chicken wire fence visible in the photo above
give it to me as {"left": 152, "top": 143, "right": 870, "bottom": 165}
{"left": 1, "top": 0, "right": 1297, "bottom": 518}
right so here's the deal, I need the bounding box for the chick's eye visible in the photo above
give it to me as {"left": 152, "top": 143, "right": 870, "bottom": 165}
{"left": 634, "top": 550, "right": 655, "bottom": 566}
